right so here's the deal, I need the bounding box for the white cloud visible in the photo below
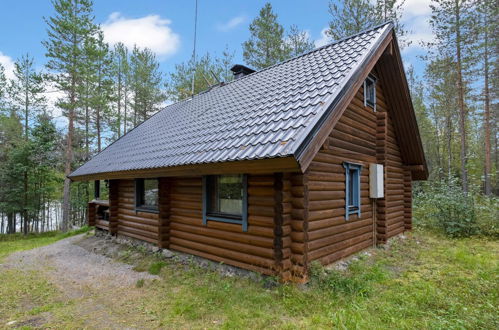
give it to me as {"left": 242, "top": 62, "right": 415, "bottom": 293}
{"left": 0, "top": 51, "right": 15, "bottom": 80}
{"left": 315, "top": 27, "right": 330, "bottom": 48}
{"left": 217, "top": 15, "right": 246, "bottom": 32}
{"left": 403, "top": 0, "right": 432, "bottom": 17}
{"left": 101, "top": 12, "right": 180, "bottom": 57}
{"left": 401, "top": 14, "right": 435, "bottom": 53}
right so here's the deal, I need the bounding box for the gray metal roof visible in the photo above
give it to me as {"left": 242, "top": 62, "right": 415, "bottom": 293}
{"left": 70, "top": 23, "right": 392, "bottom": 178}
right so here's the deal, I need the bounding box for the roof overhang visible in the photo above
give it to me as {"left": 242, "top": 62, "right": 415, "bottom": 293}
{"left": 69, "top": 156, "right": 300, "bottom": 181}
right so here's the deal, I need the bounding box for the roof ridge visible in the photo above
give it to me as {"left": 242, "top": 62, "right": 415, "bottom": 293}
{"left": 224, "top": 21, "right": 394, "bottom": 84}
{"left": 161, "top": 21, "right": 394, "bottom": 106}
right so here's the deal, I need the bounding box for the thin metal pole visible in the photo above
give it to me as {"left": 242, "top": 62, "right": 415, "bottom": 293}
{"left": 191, "top": 0, "right": 198, "bottom": 96}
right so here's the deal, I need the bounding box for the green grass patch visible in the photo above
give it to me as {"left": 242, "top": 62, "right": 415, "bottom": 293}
{"left": 125, "top": 232, "right": 498, "bottom": 329}
{"left": 0, "top": 226, "right": 91, "bottom": 262}
{"left": 148, "top": 261, "right": 167, "bottom": 275}
{"left": 0, "top": 228, "right": 497, "bottom": 329}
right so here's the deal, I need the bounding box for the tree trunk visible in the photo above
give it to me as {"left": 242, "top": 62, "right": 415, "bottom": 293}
{"left": 7, "top": 213, "right": 15, "bottom": 234}
{"left": 62, "top": 83, "right": 75, "bottom": 232}
{"left": 455, "top": 1, "right": 468, "bottom": 193}
{"left": 483, "top": 15, "right": 492, "bottom": 195}
{"left": 23, "top": 73, "right": 29, "bottom": 234}
{"left": 117, "top": 61, "right": 122, "bottom": 137}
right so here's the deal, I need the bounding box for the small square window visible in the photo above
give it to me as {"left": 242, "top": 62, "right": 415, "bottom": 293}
{"left": 364, "top": 75, "right": 376, "bottom": 110}
{"left": 343, "top": 162, "right": 362, "bottom": 220}
{"left": 135, "top": 178, "right": 159, "bottom": 212}
{"left": 203, "top": 174, "right": 248, "bottom": 231}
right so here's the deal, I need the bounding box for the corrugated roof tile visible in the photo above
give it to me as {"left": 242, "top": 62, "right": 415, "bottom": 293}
{"left": 70, "top": 23, "right": 392, "bottom": 178}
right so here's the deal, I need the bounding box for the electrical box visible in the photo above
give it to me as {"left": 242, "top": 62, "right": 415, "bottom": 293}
{"left": 369, "top": 164, "right": 384, "bottom": 199}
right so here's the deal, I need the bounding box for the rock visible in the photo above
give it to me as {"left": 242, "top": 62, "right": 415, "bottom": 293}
{"left": 151, "top": 246, "right": 160, "bottom": 253}
{"left": 161, "top": 249, "right": 174, "bottom": 258}
{"left": 6, "top": 321, "right": 17, "bottom": 326}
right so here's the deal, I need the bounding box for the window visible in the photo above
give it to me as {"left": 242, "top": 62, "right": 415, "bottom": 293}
{"left": 343, "top": 162, "right": 362, "bottom": 220}
{"left": 135, "top": 178, "right": 159, "bottom": 212}
{"left": 94, "top": 180, "right": 109, "bottom": 200}
{"left": 203, "top": 174, "right": 248, "bottom": 231}
{"left": 364, "top": 75, "right": 376, "bottom": 110}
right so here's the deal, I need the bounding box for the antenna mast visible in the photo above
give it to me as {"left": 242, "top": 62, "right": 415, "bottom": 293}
{"left": 191, "top": 0, "right": 198, "bottom": 95}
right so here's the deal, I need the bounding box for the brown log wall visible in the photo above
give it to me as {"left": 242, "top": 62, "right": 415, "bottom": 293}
{"left": 305, "top": 86, "right": 376, "bottom": 266}
{"left": 168, "top": 175, "right": 278, "bottom": 276}
{"left": 116, "top": 179, "right": 160, "bottom": 244}
{"left": 303, "top": 73, "right": 411, "bottom": 266}
{"left": 375, "top": 81, "right": 407, "bottom": 242}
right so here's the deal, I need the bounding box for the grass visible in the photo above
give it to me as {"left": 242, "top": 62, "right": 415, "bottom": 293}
{"left": 0, "top": 229, "right": 497, "bottom": 329}
{"left": 0, "top": 226, "right": 91, "bottom": 262}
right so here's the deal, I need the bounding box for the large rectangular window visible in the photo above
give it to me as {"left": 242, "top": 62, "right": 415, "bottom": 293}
{"left": 135, "top": 178, "right": 159, "bottom": 212}
{"left": 203, "top": 174, "right": 248, "bottom": 231}
{"left": 94, "top": 180, "right": 109, "bottom": 200}
{"left": 343, "top": 162, "right": 362, "bottom": 220}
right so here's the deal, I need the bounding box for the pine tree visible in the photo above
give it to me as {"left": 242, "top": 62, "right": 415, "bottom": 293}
{"left": 429, "top": 0, "right": 475, "bottom": 193}
{"left": 407, "top": 66, "right": 437, "bottom": 176}
{"left": 165, "top": 51, "right": 234, "bottom": 102}
{"left": 8, "top": 54, "right": 46, "bottom": 234}
{"left": 129, "top": 46, "right": 165, "bottom": 125}
{"left": 91, "top": 31, "right": 113, "bottom": 153}
{"left": 287, "top": 25, "right": 315, "bottom": 57}
{"left": 112, "top": 42, "right": 129, "bottom": 137}
{"left": 326, "top": 0, "right": 407, "bottom": 45}
{"left": 326, "top": 0, "right": 375, "bottom": 40}
{"left": 242, "top": 3, "right": 290, "bottom": 69}
{"left": 425, "top": 56, "right": 459, "bottom": 177}
{"left": 42, "top": 0, "right": 97, "bottom": 231}
{"left": 0, "top": 64, "right": 7, "bottom": 111}
{"left": 476, "top": 0, "right": 497, "bottom": 195}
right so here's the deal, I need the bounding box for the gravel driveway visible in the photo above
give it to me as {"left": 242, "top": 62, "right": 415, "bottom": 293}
{"left": 4, "top": 234, "right": 157, "bottom": 294}
{"left": 2, "top": 234, "right": 159, "bottom": 328}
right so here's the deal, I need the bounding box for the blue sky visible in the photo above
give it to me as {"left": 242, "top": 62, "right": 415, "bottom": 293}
{"left": 0, "top": 0, "right": 434, "bottom": 103}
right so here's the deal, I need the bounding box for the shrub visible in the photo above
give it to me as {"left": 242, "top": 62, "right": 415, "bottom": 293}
{"left": 414, "top": 177, "right": 479, "bottom": 238}
{"left": 474, "top": 194, "right": 499, "bottom": 238}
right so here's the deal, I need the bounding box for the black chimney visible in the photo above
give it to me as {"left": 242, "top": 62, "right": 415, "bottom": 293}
{"left": 230, "top": 64, "right": 255, "bottom": 79}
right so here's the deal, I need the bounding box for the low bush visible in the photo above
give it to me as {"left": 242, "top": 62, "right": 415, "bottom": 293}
{"left": 414, "top": 177, "right": 498, "bottom": 238}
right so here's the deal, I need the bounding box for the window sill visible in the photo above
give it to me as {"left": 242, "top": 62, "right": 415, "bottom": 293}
{"left": 206, "top": 214, "right": 243, "bottom": 224}
{"left": 135, "top": 207, "right": 159, "bottom": 214}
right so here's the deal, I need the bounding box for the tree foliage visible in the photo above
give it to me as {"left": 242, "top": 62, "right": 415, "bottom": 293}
{"left": 165, "top": 50, "right": 234, "bottom": 102}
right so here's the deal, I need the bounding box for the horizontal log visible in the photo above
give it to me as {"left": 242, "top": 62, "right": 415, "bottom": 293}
{"left": 305, "top": 225, "right": 372, "bottom": 252}
{"left": 117, "top": 219, "right": 159, "bottom": 233}
{"left": 170, "top": 222, "right": 273, "bottom": 248}
{"left": 318, "top": 237, "right": 373, "bottom": 265}
{"left": 118, "top": 225, "right": 158, "bottom": 241}
{"left": 307, "top": 232, "right": 372, "bottom": 261}
{"left": 118, "top": 231, "right": 158, "bottom": 244}
{"left": 170, "top": 244, "right": 275, "bottom": 276}
{"left": 170, "top": 237, "right": 275, "bottom": 268}
{"left": 170, "top": 215, "right": 274, "bottom": 237}
{"left": 170, "top": 229, "right": 274, "bottom": 258}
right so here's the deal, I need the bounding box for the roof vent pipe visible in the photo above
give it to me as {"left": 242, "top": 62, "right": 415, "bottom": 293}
{"left": 230, "top": 64, "right": 255, "bottom": 79}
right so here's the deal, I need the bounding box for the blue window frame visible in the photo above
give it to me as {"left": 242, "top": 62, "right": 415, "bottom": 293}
{"left": 203, "top": 174, "right": 248, "bottom": 231}
{"left": 343, "top": 162, "right": 362, "bottom": 220}
{"left": 364, "top": 75, "right": 376, "bottom": 111}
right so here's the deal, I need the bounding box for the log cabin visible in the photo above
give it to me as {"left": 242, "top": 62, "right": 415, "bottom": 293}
{"left": 69, "top": 22, "right": 427, "bottom": 282}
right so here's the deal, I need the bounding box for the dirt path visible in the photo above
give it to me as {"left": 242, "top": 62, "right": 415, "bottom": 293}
{"left": 2, "top": 234, "right": 160, "bottom": 329}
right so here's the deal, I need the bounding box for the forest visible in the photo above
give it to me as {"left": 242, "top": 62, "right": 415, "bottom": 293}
{"left": 0, "top": 0, "right": 497, "bottom": 235}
